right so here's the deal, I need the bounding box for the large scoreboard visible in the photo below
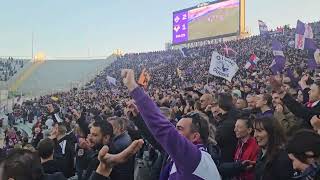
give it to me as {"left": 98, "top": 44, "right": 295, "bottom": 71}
{"left": 172, "top": 0, "right": 245, "bottom": 44}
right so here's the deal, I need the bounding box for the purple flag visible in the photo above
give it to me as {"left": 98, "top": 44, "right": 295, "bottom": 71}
{"left": 307, "top": 40, "right": 320, "bottom": 70}
{"left": 270, "top": 39, "right": 286, "bottom": 74}
{"left": 295, "top": 20, "right": 319, "bottom": 70}
{"left": 258, "top": 20, "right": 269, "bottom": 37}
{"left": 295, "top": 20, "right": 314, "bottom": 50}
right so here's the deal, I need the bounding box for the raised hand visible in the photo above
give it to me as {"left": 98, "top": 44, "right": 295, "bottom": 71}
{"left": 121, "top": 69, "right": 139, "bottom": 92}
{"left": 269, "top": 76, "right": 283, "bottom": 93}
{"left": 311, "top": 115, "right": 320, "bottom": 133}
{"left": 299, "top": 74, "right": 310, "bottom": 90}
{"left": 275, "top": 104, "right": 284, "bottom": 113}
{"left": 126, "top": 100, "right": 139, "bottom": 117}
{"left": 96, "top": 139, "right": 144, "bottom": 177}
{"left": 301, "top": 74, "right": 309, "bottom": 82}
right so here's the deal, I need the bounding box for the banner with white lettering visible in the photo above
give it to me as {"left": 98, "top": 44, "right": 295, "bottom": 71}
{"left": 209, "top": 51, "right": 239, "bottom": 82}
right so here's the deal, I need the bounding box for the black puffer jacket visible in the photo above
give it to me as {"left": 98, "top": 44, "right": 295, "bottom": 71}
{"left": 215, "top": 108, "right": 240, "bottom": 163}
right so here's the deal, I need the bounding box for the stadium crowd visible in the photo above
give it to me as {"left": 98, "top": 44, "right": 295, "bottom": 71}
{"left": 0, "top": 57, "right": 24, "bottom": 81}
{"left": 0, "top": 21, "right": 320, "bottom": 180}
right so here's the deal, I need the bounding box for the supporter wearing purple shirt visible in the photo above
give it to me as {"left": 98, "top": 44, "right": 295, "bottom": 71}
{"left": 122, "top": 69, "right": 221, "bottom": 180}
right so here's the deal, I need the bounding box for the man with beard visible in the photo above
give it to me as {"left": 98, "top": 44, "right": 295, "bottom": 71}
{"left": 83, "top": 119, "right": 114, "bottom": 180}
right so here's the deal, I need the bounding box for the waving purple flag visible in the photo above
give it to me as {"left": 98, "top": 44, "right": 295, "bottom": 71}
{"left": 295, "top": 20, "right": 320, "bottom": 70}
{"left": 270, "top": 39, "right": 286, "bottom": 74}
{"left": 307, "top": 40, "right": 320, "bottom": 70}
{"left": 295, "top": 20, "right": 314, "bottom": 50}
{"left": 258, "top": 20, "right": 269, "bottom": 37}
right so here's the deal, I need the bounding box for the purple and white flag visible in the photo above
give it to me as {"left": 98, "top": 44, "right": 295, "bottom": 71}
{"left": 295, "top": 20, "right": 314, "bottom": 50}
{"left": 270, "top": 39, "right": 286, "bottom": 74}
{"left": 258, "top": 20, "right": 269, "bottom": 37}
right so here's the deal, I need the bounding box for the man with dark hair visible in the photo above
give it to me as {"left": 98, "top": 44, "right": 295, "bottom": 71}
{"left": 108, "top": 116, "right": 134, "bottom": 180}
{"left": 287, "top": 130, "right": 320, "bottom": 179}
{"left": 216, "top": 93, "right": 240, "bottom": 163}
{"left": 37, "top": 138, "right": 62, "bottom": 175}
{"left": 0, "top": 149, "right": 67, "bottom": 180}
{"left": 83, "top": 119, "right": 114, "bottom": 180}
{"left": 242, "top": 84, "right": 252, "bottom": 98}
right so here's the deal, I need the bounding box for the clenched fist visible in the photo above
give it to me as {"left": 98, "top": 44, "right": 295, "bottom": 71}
{"left": 121, "top": 69, "right": 139, "bottom": 92}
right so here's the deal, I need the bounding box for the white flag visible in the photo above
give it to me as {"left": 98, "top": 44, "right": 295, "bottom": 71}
{"left": 209, "top": 51, "right": 239, "bottom": 82}
{"left": 107, "top": 76, "right": 117, "bottom": 86}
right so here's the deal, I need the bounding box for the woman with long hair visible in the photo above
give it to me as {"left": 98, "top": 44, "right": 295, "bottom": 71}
{"left": 253, "top": 116, "right": 294, "bottom": 180}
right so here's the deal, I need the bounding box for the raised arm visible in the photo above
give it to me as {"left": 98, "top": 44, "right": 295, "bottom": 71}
{"left": 122, "top": 69, "right": 201, "bottom": 173}
{"left": 282, "top": 93, "right": 315, "bottom": 125}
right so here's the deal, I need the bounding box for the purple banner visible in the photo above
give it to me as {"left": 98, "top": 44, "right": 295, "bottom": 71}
{"left": 172, "top": 11, "right": 188, "bottom": 44}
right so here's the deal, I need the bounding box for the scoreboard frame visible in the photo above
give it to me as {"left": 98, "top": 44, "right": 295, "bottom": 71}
{"left": 172, "top": 0, "right": 246, "bottom": 45}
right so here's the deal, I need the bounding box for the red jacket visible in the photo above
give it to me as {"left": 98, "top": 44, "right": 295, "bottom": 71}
{"left": 233, "top": 137, "right": 259, "bottom": 180}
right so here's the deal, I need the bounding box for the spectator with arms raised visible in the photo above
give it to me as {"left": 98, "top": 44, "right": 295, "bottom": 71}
{"left": 121, "top": 69, "right": 221, "bottom": 180}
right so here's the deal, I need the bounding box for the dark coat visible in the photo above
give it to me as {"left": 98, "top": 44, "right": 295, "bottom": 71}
{"left": 44, "top": 172, "right": 67, "bottom": 180}
{"left": 31, "top": 132, "right": 43, "bottom": 147}
{"left": 109, "top": 132, "right": 134, "bottom": 180}
{"left": 89, "top": 172, "right": 111, "bottom": 180}
{"left": 53, "top": 133, "right": 76, "bottom": 178}
{"left": 42, "top": 160, "right": 62, "bottom": 174}
{"left": 132, "top": 114, "right": 168, "bottom": 180}
{"left": 83, "top": 146, "right": 101, "bottom": 180}
{"left": 255, "top": 149, "right": 294, "bottom": 180}
{"left": 215, "top": 108, "right": 240, "bottom": 163}
{"left": 282, "top": 93, "right": 320, "bottom": 129}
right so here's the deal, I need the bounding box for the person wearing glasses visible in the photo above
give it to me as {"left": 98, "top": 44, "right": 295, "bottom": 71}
{"left": 121, "top": 69, "right": 221, "bottom": 180}
{"left": 287, "top": 130, "right": 320, "bottom": 180}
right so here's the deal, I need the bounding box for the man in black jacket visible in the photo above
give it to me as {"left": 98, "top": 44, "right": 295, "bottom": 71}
{"left": 215, "top": 93, "right": 240, "bottom": 163}
{"left": 83, "top": 119, "right": 114, "bottom": 180}
{"left": 108, "top": 116, "right": 134, "bottom": 180}
{"left": 89, "top": 139, "right": 144, "bottom": 180}
{"left": 0, "top": 149, "right": 67, "bottom": 180}
{"left": 287, "top": 130, "right": 320, "bottom": 180}
{"left": 37, "top": 138, "right": 63, "bottom": 175}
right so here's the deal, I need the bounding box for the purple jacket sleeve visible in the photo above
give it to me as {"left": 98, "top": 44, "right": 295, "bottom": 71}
{"left": 130, "top": 87, "right": 201, "bottom": 173}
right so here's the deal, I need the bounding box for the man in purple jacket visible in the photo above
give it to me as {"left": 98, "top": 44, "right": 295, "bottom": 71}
{"left": 121, "top": 69, "right": 221, "bottom": 180}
